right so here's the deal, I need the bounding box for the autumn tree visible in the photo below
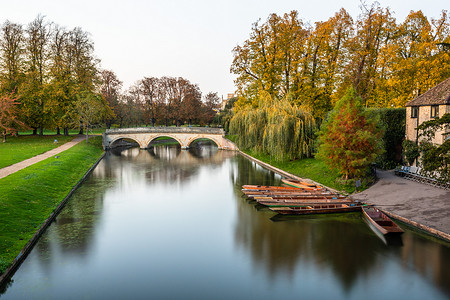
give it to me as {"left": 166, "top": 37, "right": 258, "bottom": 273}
{"left": 387, "top": 10, "right": 450, "bottom": 107}
{"left": 0, "top": 93, "right": 28, "bottom": 142}
{"left": 20, "top": 15, "right": 51, "bottom": 135}
{"left": 137, "top": 76, "right": 159, "bottom": 126}
{"left": 47, "top": 26, "right": 100, "bottom": 135}
{"left": 0, "top": 20, "right": 24, "bottom": 94}
{"left": 203, "top": 92, "right": 220, "bottom": 125}
{"left": 73, "top": 91, "right": 111, "bottom": 142}
{"left": 341, "top": 4, "right": 397, "bottom": 107}
{"left": 231, "top": 11, "right": 309, "bottom": 108}
{"left": 100, "top": 69, "right": 122, "bottom": 128}
{"left": 317, "top": 87, "right": 383, "bottom": 179}
{"left": 181, "top": 82, "right": 202, "bottom": 126}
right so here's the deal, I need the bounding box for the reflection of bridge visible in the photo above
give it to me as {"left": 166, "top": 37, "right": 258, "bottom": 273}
{"left": 102, "top": 127, "right": 238, "bottom": 150}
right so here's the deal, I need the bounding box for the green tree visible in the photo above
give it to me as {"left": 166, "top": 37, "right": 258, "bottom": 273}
{"left": 20, "top": 15, "right": 51, "bottom": 135}
{"left": 317, "top": 87, "right": 383, "bottom": 179}
{"left": 73, "top": 91, "right": 111, "bottom": 143}
{"left": 230, "top": 93, "right": 316, "bottom": 161}
{"left": 417, "top": 113, "right": 450, "bottom": 182}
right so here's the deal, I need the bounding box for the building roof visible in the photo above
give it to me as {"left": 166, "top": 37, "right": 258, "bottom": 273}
{"left": 405, "top": 77, "right": 450, "bottom": 107}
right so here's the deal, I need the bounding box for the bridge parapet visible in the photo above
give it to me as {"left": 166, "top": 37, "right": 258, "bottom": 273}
{"left": 105, "top": 127, "right": 225, "bottom": 135}
{"left": 103, "top": 127, "right": 237, "bottom": 151}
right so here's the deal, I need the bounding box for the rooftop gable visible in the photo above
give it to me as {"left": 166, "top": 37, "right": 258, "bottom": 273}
{"left": 405, "top": 77, "right": 450, "bottom": 107}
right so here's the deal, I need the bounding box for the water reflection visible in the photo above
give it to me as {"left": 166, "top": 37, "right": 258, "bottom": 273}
{"left": 231, "top": 155, "right": 450, "bottom": 297}
{"left": 1, "top": 145, "right": 449, "bottom": 299}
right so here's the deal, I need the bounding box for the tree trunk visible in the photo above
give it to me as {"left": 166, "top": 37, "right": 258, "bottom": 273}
{"left": 86, "top": 124, "right": 89, "bottom": 143}
{"left": 39, "top": 125, "right": 44, "bottom": 136}
{"left": 56, "top": 127, "right": 60, "bottom": 135}
{"left": 64, "top": 127, "right": 69, "bottom": 136}
{"left": 33, "top": 127, "right": 37, "bottom": 135}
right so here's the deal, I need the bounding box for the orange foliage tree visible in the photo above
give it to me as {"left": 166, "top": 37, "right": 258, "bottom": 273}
{"left": 0, "top": 93, "right": 28, "bottom": 142}
{"left": 317, "top": 87, "right": 383, "bottom": 179}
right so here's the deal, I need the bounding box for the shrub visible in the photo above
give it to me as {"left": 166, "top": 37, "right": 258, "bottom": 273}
{"left": 366, "top": 108, "right": 406, "bottom": 169}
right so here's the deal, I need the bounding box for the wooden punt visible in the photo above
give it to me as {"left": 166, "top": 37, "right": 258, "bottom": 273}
{"left": 250, "top": 195, "right": 347, "bottom": 201}
{"left": 269, "top": 203, "right": 362, "bottom": 215}
{"left": 242, "top": 185, "right": 322, "bottom": 191}
{"left": 242, "top": 191, "right": 340, "bottom": 198}
{"left": 256, "top": 197, "right": 357, "bottom": 207}
{"left": 362, "top": 206, "right": 404, "bottom": 236}
{"left": 281, "top": 179, "right": 322, "bottom": 189}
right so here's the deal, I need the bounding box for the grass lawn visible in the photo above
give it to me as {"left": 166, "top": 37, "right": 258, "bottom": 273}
{"left": 0, "top": 135, "right": 75, "bottom": 169}
{"left": 0, "top": 137, "right": 104, "bottom": 274}
{"left": 242, "top": 149, "right": 364, "bottom": 194}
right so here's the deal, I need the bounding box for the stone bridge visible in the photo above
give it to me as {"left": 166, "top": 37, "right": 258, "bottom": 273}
{"left": 102, "top": 127, "right": 238, "bottom": 150}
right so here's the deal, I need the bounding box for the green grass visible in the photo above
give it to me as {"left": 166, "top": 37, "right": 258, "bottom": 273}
{"left": 0, "top": 137, "right": 104, "bottom": 274}
{"left": 242, "top": 149, "right": 366, "bottom": 194}
{"left": 0, "top": 135, "right": 76, "bottom": 169}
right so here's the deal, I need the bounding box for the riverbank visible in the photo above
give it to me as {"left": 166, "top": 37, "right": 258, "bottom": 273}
{"left": 0, "top": 137, "right": 104, "bottom": 279}
{"left": 352, "top": 169, "right": 450, "bottom": 242}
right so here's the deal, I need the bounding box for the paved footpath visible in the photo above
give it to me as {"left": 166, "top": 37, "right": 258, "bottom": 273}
{"left": 0, "top": 135, "right": 85, "bottom": 180}
{"left": 352, "top": 169, "right": 450, "bottom": 238}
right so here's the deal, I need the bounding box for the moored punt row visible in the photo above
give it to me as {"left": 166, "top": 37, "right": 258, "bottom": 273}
{"left": 269, "top": 203, "right": 363, "bottom": 215}
{"left": 241, "top": 179, "right": 404, "bottom": 242}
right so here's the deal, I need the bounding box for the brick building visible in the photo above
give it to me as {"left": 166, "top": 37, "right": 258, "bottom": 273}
{"left": 405, "top": 77, "right": 450, "bottom": 146}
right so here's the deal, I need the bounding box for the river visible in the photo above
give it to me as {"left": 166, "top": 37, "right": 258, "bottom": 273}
{"left": 1, "top": 143, "right": 449, "bottom": 299}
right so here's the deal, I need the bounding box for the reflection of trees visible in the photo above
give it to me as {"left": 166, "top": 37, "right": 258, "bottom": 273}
{"left": 31, "top": 175, "right": 110, "bottom": 275}
{"left": 235, "top": 201, "right": 385, "bottom": 288}
{"left": 400, "top": 233, "right": 450, "bottom": 297}
{"left": 230, "top": 155, "right": 282, "bottom": 188}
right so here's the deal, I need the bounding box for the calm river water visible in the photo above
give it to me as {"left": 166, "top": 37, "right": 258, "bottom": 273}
{"left": 1, "top": 143, "right": 450, "bottom": 299}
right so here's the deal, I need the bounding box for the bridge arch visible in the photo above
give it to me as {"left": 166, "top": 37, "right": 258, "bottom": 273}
{"left": 109, "top": 137, "right": 140, "bottom": 148}
{"left": 186, "top": 136, "right": 219, "bottom": 148}
{"left": 147, "top": 135, "right": 183, "bottom": 148}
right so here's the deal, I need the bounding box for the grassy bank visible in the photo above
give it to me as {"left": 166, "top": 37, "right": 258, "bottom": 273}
{"left": 241, "top": 149, "right": 364, "bottom": 194}
{"left": 0, "top": 137, "right": 104, "bottom": 274}
{"left": 0, "top": 135, "right": 75, "bottom": 169}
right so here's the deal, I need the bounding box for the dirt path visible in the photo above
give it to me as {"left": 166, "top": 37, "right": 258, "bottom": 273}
{"left": 0, "top": 135, "right": 86, "bottom": 179}
{"left": 351, "top": 169, "right": 450, "bottom": 237}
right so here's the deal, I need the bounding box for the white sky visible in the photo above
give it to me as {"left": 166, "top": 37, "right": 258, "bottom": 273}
{"left": 0, "top": 0, "right": 448, "bottom": 99}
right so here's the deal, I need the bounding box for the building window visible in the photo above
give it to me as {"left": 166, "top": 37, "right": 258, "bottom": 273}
{"left": 431, "top": 105, "right": 439, "bottom": 118}
{"left": 411, "top": 106, "right": 418, "bottom": 118}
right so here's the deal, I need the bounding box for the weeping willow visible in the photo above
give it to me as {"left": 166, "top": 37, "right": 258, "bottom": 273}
{"left": 230, "top": 95, "right": 316, "bottom": 161}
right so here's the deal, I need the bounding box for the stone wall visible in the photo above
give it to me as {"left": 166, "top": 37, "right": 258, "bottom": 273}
{"left": 406, "top": 104, "right": 449, "bottom": 145}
